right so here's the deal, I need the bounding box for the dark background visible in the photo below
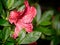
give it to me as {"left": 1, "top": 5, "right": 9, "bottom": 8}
{"left": 39, "top": 0, "right": 60, "bottom": 12}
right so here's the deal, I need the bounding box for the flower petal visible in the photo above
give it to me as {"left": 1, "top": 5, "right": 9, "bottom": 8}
{"left": 21, "top": 6, "right": 37, "bottom": 23}
{"left": 16, "top": 20, "right": 33, "bottom": 33}
{"left": 12, "top": 26, "right": 22, "bottom": 39}
{"left": 9, "top": 10, "right": 19, "bottom": 24}
{"left": 23, "top": 23, "right": 33, "bottom": 33}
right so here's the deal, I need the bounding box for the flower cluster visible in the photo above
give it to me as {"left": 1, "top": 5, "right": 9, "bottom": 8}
{"left": 9, "top": 0, "right": 37, "bottom": 39}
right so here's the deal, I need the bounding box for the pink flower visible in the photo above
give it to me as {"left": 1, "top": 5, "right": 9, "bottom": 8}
{"left": 9, "top": 0, "right": 37, "bottom": 39}
{"left": 9, "top": 10, "right": 24, "bottom": 24}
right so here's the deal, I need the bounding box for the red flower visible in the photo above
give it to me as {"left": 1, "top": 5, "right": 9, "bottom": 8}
{"left": 9, "top": 0, "right": 37, "bottom": 39}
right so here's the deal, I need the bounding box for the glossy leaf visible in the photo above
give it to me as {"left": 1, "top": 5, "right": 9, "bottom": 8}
{"left": 38, "top": 10, "right": 54, "bottom": 25}
{"left": 3, "top": 27, "right": 11, "bottom": 40}
{"left": 16, "top": 30, "right": 26, "bottom": 44}
{"left": 20, "top": 31, "right": 41, "bottom": 44}
{"left": 52, "top": 15, "right": 60, "bottom": 30}
{"left": 34, "top": 27, "right": 55, "bottom": 35}
{"left": 6, "top": 0, "right": 14, "bottom": 9}
{"left": 52, "top": 15, "right": 60, "bottom": 35}
{"left": 40, "top": 21, "right": 51, "bottom": 26}
{"left": 10, "top": 0, "right": 24, "bottom": 10}
{"left": 0, "top": 19, "right": 10, "bottom": 26}
{"left": 5, "top": 42, "right": 14, "bottom": 45}
{"left": 7, "top": 37, "right": 15, "bottom": 43}
{"left": 1, "top": 10, "right": 7, "bottom": 19}
{"left": 18, "top": 5, "right": 25, "bottom": 11}
{"left": 35, "top": 4, "right": 41, "bottom": 24}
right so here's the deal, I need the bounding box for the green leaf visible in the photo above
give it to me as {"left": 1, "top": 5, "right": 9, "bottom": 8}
{"left": 40, "top": 21, "right": 51, "bottom": 26}
{"left": 50, "top": 40, "right": 54, "bottom": 45}
{"left": 50, "top": 37, "right": 60, "bottom": 45}
{"left": 20, "top": 31, "right": 41, "bottom": 44}
{"left": 5, "top": 42, "right": 14, "bottom": 45}
{"left": 10, "top": 0, "right": 24, "bottom": 10}
{"left": 6, "top": 0, "right": 14, "bottom": 9}
{"left": 35, "top": 4, "right": 41, "bottom": 24}
{"left": 18, "top": 5, "right": 25, "bottom": 11}
{"left": 0, "top": 30, "right": 2, "bottom": 39}
{"left": 41, "top": 34, "right": 45, "bottom": 39}
{"left": 16, "top": 30, "right": 26, "bottom": 44}
{"left": 52, "top": 15, "right": 60, "bottom": 30}
{"left": 0, "top": 19, "right": 10, "bottom": 26}
{"left": 7, "top": 37, "right": 15, "bottom": 43}
{"left": 52, "top": 15, "right": 60, "bottom": 35}
{"left": 3, "top": 27, "right": 11, "bottom": 40}
{"left": 1, "top": 10, "right": 6, "bottom": 19}
{"left": 38, "top": 10, "right": 54, "bottom": 25}
{"left": 0, "top": 1, "right": 3, "bottom": 13}
{"left": 34, "top": 27, "right": 55, "bottom": 35}
{"left": 1, "top": 0, "right": 7, "bottom": 8}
